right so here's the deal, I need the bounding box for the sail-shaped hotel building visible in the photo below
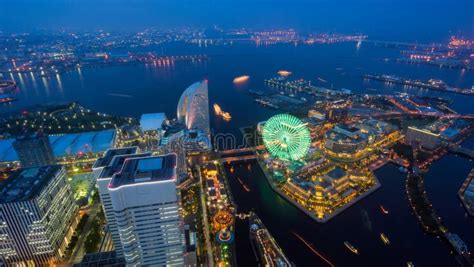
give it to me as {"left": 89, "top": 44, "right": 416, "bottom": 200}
{"left": 177, "top": 80, "right": 211, "bottom": 137}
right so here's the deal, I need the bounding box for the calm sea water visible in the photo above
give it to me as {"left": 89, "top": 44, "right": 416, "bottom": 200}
{"left": 1, "top": 42, "right": 473, "bottom": 266}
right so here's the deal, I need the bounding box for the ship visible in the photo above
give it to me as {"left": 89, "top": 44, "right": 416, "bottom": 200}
{"left": 214, "top": 103, "right": 223, "bottom": 114}
{"left": 0, "top": 94, "right": 17, "bottom": 104}
{"left": 380, "top": 205, "right": 389, "bottom": 215}
{"left": 233, "top": 75, "right": 250, "bottom": 83}
{"left": 344, "top": 241, "right": 359, "bottom": 254}
{"left": 222, "top": 112, "right": 232, "bottom": 121}
{"left": 237, "top": 177, "right": 250, "bottom": 192}
{"left": 399, "top": 166, "right": 408, "bottom": 173}
{"left": 317, "top": 77, "right": 328, "bottom": 83}
{"left": 277, "top": 70, "right": 292, "bottom": 77}
{"left": 214, "top": 103, "right": 232, "bottom": 121}
{"left": 380, "top": 233, "right": 390, "bottom": 245}
{"left": 407, "top": 262, "right": 415, "bottom": 267}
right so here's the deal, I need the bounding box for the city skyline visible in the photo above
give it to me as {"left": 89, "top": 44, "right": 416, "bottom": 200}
{"left": 0, "top": 2, "right": 473, "bottom": 267}
{"left": 0, "top": 0, "right": 472, "bottom": 42}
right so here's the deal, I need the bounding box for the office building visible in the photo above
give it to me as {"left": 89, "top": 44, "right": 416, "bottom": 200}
{"left": 92, "top": 147, "right": 151, "bottom": 257}
{"left": 0, "top": 165, "right": 78, "bottom": 265}
{"left": 13, "top": 133, "right": 55, "bottom": 168}
{"left": 108, "top": 154, "right": 184, "bottom": 266}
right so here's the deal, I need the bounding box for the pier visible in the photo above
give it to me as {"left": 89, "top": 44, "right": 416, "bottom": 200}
{"left": 458, "top": 169, "right": 474, "bottom": 217}
{"left": 450, "top": 145, "right": 474, "bottom": 159}
{"left": 363, "top": 74, "right": 474, "bottom": 95}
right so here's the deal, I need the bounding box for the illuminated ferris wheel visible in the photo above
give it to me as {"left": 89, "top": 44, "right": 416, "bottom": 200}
{"left": 262, "top": 114, "right": 311, "bottom": 161}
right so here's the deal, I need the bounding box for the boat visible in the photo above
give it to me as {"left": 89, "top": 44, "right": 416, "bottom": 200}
{"left": 380, "top": 233, "right": 390, "bottom": 245}
{"left": 399, "top": 166, "right": 408, "bottom": 173}
{"left": 344, "top": 241, "right": 359, "bottom": 254}
{"left": 237, "top": 177, "right": 250, "bottom": 192}
{"left": 248, "top": 89, "right": 264, "bottom": 96}
{"left": 233, "top": 75, "right": 250, "bottom": 83}
{"left": 277, "top": 70, "right": 292, "bottom": 77}
{"left": 407, "top": 261, "right": 415, "bottom": 267}
{"left": 0, "top": 94, "right": 17, "bottom": 104}
{"left": 214, "top": 103, "right": 222, "bottom": 115}
{"left": 214, "top": 103, "right": 232, "bottom": 121}
{"left": 380, "top": 205, "right": 389, "bottom": 215}
{"left": 317, "top": 77, "right": 328, "bottom": 83}
{"left": 222, "top": 112, "right": 231, "bottom": 121}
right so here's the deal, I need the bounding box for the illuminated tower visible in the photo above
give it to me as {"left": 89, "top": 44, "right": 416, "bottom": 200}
{"left": 0, "top": 166, "right": 78, "bottom": 265}
{"left": 92, "top": 147, "right": 151, "bottom": 258}
{"left": 108, "top": 154, "right": 184, "bottom": 266}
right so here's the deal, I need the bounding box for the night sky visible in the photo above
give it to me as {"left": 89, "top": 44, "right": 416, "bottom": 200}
{"left": 0, "top": 0, "right": 473, "bottom": 42}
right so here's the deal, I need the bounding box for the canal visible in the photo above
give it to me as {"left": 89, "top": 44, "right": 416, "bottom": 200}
{"left": 224, "top": 160, "right": 462, "bottom": 266}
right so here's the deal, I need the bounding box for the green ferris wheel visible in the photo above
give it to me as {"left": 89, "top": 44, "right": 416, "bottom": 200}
{"left": 262, "top": 114, "right": 311, "bottom": 161}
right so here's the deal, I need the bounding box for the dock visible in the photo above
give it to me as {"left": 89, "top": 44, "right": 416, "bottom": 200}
{"left": 458, "top": 169, "right": 474, "bottom": 217}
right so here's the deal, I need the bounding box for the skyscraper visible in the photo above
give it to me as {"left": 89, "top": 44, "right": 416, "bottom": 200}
{"left": 13, "top": 133, "right": 55, "bottom": 168}
{"left": 92, "top": 147, "right": 151, "bottom": 258}
{"left": 108, "top": 154, "right": 184, "bottom": 266}
{"left": 0, "top": 165, "right": 78, "bottom": 266}
{"left": 177, "top": 80, "right": 211, "bottom": 136}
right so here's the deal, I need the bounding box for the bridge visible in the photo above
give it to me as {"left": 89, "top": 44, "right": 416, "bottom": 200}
{"left": 450, "top": 145, "right": 474, "bottom": 159}
{"left": 219, "top": 154, "right": 258, "bottom": 163}
{"left": 362, "top": 39, "right": 446, "bottom": 49}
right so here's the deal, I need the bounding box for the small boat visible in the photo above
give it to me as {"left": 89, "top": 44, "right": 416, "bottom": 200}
{"left": 214, "top": 103, "right": 232, "bottom": 121}
{"left": 0, "top": 94, "right": 16, "bottom": 104}
{"left": 344, "top": 241, "right": 359, "bottom": 254}
{"left": 222, "top": 112, "right": 232, "bottom": 121}
{"left": 407, "top": 262, "right": 415, "bottom": 267}
{"left": 237, "top": 177, "right": 250, "bottom": 192}
{"left": 380, "top": 205, "right": 389, "bottom": 215}
{"left": 380, "top": 233, "right": 390, "bottom": 245}
{"left": 233, "top": 75, "right": 249, "bottom": 83}
{"left": 277, "top": 70, "right": 292, "bottom": 77}
{"left": 317, "top": 77, "right": 328, "bottom": 83}
{"left": 213, "top": 103, "right": 222, "bottom": 115}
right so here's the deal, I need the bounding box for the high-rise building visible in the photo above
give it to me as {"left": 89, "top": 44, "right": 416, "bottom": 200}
{"left": 92, "top": 147, "right": 151, "bottom": 257}
{"left": 13, "top": 133, "right": 55, "bottom": 168}
{"left": 108, "top": 154, "right": 184, "bottom": 266}
{"left": 177, "top": 80, "right": 211, "bottom": 136}
{"left": 0, "top": 165, "right": 78, "bottom": 266}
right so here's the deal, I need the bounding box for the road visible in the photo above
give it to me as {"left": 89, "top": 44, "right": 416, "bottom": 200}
{"left": 68, "top": 201, "right": 101, "bottom": 264}
{"left": 198, "top": 167, "right": 215, "bottom": 267}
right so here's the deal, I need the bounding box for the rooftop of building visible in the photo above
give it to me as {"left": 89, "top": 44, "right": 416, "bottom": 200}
{"left": 99, "top": 152, "right": 152, "bottom": 180}
{"left": 0, "top": 129, "right": 116, "bottom": 163}
{"left": 324, "top": 167, "right": 347, "bottom": 181}
{"left": 109, "top": 154, "right": 177, "bottom": 189}
{"left": 139, "top": 113, "right": 167, "bottom": 132}
{"left": 0, "top": 165, "right": 62, "bottom": 203}
{"left": 93, "top": 147, "right": 138, "bottom": 169}
{"left": 13, "top": 132, "right": 48, "bottom": 143}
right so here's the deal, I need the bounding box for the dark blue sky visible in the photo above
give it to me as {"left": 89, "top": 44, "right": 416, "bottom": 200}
{"left": 0, "top": 0, "right": 472, "bottom": 42}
